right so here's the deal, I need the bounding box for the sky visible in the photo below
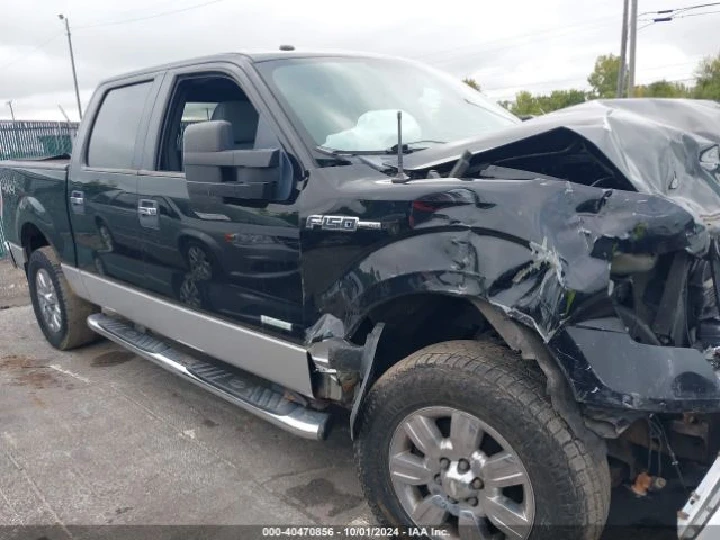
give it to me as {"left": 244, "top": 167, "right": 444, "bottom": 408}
{"left": 0, "top": 0, "right": 718, "bottom": 121}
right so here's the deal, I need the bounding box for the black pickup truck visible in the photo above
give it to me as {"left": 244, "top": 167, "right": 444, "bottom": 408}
{"left": 3, "top": 50, "right": 720, "bottom": 539}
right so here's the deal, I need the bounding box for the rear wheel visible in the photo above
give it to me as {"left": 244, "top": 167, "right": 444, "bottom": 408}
{"left": 27, "top": 246, "right": 99, "bottom": 350}
{"left": 355, "top": 340, "right": 610, "bottom": 540}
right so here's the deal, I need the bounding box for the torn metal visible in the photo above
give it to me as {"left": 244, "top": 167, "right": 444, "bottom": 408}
{"left": 303, "top": 98, "right": 720, "bottom": 414}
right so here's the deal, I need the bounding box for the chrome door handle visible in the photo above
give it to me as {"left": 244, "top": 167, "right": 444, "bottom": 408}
{"left": 138, "top": 199, "right": 158, "bottom": 217}
{"left": 70, "top": 190, "right": 84, "bottom": 205}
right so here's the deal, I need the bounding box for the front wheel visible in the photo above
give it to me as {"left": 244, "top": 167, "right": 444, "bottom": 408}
{"left": 354, "top": 341, "right": 610, "bottom": 540}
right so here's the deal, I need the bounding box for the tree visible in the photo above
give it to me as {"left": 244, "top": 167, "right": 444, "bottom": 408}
{"left": 491, "top": 51, "right": 718, "bottom": 117}
{"left": 694, "top": 53, "right": 720, "bottom": 100}
{"left": 511, "top": 91, "right": 543, "bottom": 116}
{"left": 463, "top": 78, "right": 481, "bottom": 91}
{"left": 634, "top": 80, "right": 690, "bottom": 98}
{"left": 587, "top": 54, "right": 626, "bottom": 99}
{"left": 509, "top": 89, "right": 587, "bottom": 116}
{"left": 542, "top": 89, "right": 588, "bottom": 110}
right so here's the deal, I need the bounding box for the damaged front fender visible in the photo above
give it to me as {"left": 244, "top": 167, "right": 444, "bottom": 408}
{"left": 303, "top": 176, "right": 718, "bottom": 413}
{"left": 301, "top": 99, "right": 720, "bottom": 416}
{"left": 309, "top": 178, "right": 706, "bottom": 341}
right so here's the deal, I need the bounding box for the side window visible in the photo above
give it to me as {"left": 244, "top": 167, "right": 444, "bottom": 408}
{"left": 87, "top": 82, "right": 152, "bottom": 169}
{"left": 176, "top": 102, "right": 218, "bottom": 153}
{"left": 158, "top": 76, "right": 264, "bottom": 172}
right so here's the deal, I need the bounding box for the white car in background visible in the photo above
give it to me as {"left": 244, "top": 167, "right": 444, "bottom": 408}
{"left": 678, "top": 456, "right": 720, "bottom": 539}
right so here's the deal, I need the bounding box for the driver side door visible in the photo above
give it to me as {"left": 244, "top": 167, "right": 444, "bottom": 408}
{"left": 137, "top": 66, "right": 305, "bottom": 342}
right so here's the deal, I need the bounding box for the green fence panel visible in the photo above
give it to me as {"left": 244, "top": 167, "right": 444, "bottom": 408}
{"left": 0, "top": 120, "right": 79, "bottom": 160}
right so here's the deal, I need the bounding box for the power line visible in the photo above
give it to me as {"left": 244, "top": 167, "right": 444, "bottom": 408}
{"left": 673, "top": 8, "right": 720, "bottom": 18}
{"left": 87, "top": 0, "right": 188, "bottom": 20}
{"left": 639, "top": 3, "right": 720, "bottom": 26}
{"left": 417, "top": 15, "right": 617, "bottom": 62}
{"left": 640, "top": 1, "right": 720, "bottom": 16}
{"left": 0, "top": 34, "right": 62, "bottom": 72}
{"left": 76, "top": 0, "right": 227, "bottom": 30}
{"left": 638, "top": 7, "right": 720, "bottom": 30}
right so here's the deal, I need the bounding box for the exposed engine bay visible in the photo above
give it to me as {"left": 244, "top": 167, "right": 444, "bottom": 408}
{"left": 392, "top": 99, "right": 720, "bottom": 479}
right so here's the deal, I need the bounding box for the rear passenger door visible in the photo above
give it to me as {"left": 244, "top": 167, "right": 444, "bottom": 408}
{"left": 68, "top": 76, "right": 162, "bottom": 288}
{"left": 137, "top": 65, "right": 305, "bottom": 341}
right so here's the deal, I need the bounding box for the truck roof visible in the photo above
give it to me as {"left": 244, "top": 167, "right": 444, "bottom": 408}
{"left": 101, "top": 50, "right": 394, "bottom": 85}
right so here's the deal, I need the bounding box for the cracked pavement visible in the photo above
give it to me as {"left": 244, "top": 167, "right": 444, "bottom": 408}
{"left": 0, "top": 260, "right": 688, "bottom": 539}
{"left": 0, "top": 304, "right": 372, "bottom": 535}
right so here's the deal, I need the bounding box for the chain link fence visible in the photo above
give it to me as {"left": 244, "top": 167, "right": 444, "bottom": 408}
{"left": 0, "top": 120, "right": 80, "bottom": 258}
{"left": 0, "top": 120, "right": 79, "bottom": 161}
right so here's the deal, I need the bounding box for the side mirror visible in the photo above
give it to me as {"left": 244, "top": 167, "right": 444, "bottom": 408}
{"left": 183, "top": 120, "right": 281, "bottom": 201}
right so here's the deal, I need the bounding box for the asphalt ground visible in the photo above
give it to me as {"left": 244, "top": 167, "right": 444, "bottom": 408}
{"left": 0, "top": 258, "right": 694, "bottom": 540}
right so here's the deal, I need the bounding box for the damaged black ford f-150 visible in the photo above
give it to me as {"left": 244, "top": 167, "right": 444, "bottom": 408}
{"left": 2, "top": 50, "right": 720, "bottom": 539}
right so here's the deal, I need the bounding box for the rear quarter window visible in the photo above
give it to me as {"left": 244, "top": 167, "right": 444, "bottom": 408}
{"left": 86, "top": 82, "right": 152, "bottom": 170}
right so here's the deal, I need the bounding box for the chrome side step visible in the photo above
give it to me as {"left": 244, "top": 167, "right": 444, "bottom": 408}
{"left": 87, "top": 313, "right": 330, "bottom": 440}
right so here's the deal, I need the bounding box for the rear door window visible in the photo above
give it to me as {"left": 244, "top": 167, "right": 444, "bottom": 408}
{"left": 87, "top": 82, "right": 153, "bottom": 170}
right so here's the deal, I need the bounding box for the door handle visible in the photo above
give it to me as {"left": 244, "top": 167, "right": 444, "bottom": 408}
{"left": 138, "top": 206, "right": 157, "bottom": 216}
{"left": 70, "top": 190, "right": 84, "bottom": 205}
{"left": 138, "top": 199, "right": 158, "bottom": 217}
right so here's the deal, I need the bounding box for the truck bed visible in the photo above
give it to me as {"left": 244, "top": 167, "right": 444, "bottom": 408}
{"left": 0, "top": 159, "right": 73, "bottom": 263}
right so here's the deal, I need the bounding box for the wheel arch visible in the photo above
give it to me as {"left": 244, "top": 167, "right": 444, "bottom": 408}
{"left": 19, "top": 220, "right": 50, "bottom": 269}
{"left": 347, "top": 293, "right": 604, "bottom": 449}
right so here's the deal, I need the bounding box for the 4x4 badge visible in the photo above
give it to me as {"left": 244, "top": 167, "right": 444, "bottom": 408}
{"left": 306, "top": 215, "right": 381, "bottom": 232}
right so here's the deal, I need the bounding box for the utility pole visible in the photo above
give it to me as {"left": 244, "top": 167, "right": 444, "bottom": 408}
{"left": 58, "top": 105, "right": 74, "bottom": 155}
{"left": 58, "top": 14, "right": 83, "bottom": 120}
{"left": 6, "top": 100, "right": 16, "bottom": 124}
{"left": 617, "top": 0, "right": 630, "bottom": 97}
{"left": 627, "top": 0, "right": 638, "bottom": 97}
{"left": 6, "top": 100, "right": 20, "bottom": 157}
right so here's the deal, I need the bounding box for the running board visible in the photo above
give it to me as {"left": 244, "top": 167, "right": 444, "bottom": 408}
{"left": 87, "top": 313, "right": 330, "bottom": 440}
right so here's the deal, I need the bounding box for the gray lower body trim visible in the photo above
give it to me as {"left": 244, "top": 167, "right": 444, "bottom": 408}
{"left": 4, "top": 241, "right": 25, "bottom": 268}
{"left": 87, "top": 313, "right": 328, "bottom": 440}
{"left": 61, "top": 264, "right": 313, "bottom": 396}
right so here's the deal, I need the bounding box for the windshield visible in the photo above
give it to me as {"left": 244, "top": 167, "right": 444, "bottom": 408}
{"left": 255, "top": 56, "right": 520, "bottom": 153}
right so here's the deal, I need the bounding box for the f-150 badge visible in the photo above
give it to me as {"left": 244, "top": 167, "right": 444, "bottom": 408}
{"left": 306, "top": 215, "right": 381, "bottom": 232}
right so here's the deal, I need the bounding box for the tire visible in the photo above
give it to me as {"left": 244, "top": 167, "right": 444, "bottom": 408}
{"left": 355, "top": 340, "right": 611, "bottom": 540}
{"left": 27, "top": 246, "right": 100, "bottom": 350}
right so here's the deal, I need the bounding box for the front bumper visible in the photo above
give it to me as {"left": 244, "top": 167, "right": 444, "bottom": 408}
{"left": 549, "top": 318, "right": 720, "bottom": 413}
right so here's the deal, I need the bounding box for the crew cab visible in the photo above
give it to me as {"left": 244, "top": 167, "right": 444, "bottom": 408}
{"left": 2, "top": 50, "right": 720, "bottom": 540}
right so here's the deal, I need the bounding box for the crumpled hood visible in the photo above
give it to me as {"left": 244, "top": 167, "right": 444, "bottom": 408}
{"left": 398, "top": 98, "right": 720, "bottom": 229}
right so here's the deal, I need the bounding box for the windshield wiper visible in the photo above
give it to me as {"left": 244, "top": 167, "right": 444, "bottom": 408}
{"left": 387, "top": 140, "right": 447, "bottom": 154}
{"left": 315, "top": 146, "right": 393, "bottom": 174}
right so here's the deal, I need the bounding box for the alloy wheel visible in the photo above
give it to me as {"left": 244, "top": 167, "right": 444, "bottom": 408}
{"left": 389, "top": 406, "right": 535, "bottom": 540}
{"left": 35, "top": 268, "right": 62, "bottom": 333}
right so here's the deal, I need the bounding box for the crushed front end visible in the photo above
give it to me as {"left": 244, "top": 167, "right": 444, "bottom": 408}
{"left": 395, "top": 99, "right": 720, "bottom": 468}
